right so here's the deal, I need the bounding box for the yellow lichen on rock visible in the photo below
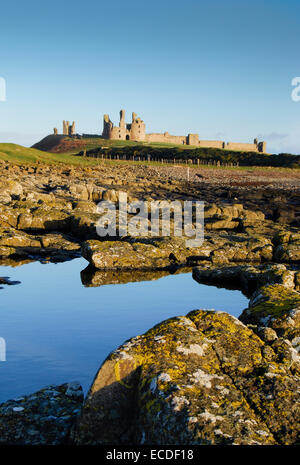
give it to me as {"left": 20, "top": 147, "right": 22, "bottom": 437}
{"left": 75, "top": 308, "right": 299, "bottom": 445}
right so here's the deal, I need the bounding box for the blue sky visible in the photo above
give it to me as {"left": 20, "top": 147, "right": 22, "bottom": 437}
{"left": 0, "top": 0, "right": 300, "bottom": 153}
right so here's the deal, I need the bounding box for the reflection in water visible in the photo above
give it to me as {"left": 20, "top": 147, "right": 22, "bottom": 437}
{"left": 0, "top": 276, "right": 21, "bottom": 288}
{"left": 80, "top": 265, "right": 191, "bottom": 287}
{"left": 0, "top": 257, "right": 248, "bottom": 402}
{"left": 0, "top": 258, "right": 35, "bottom": 268}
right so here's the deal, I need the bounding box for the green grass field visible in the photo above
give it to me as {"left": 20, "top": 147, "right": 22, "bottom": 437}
{"left": 72, "top": 138, "right": 197, "bottom": 150}
{"left": 0, "top": 143, "right": 203, "bottom": 167}
{"left": 0, "top": 142, "right": 299, "bottom": 174}
{"left": 0, "top": 143, "right": 101, "bottom": 166}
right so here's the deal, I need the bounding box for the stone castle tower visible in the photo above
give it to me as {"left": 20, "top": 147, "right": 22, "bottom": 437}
{"left": 61, "top": 120, "right": 76, "bottom": 136}
{"left": 102, "top": 110, "right": 146, "bottom": 141}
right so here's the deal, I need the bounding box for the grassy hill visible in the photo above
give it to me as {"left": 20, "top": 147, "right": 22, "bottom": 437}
{"left": 0, "top": 143, "right": 101, "bottom": 166}
{"left": 32, "top": 134, "right": 200, "bottom": 154}
{"left": 0, "top": 142, "right": 207, "bottom": 168}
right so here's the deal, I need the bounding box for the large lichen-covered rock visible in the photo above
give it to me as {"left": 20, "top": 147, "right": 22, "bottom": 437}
{"left": 81, "top": 238, "right": 176, "bottom": 270}
{"left": 0, "top": 180, "right": 23, "bottom": 200}
{"left": 80, "top": 236, "right": 210, "bottom": 270}
{"left": 0, "top": 199, "right": 72, "bottom": 233}
{"left": 193, "top": 264, "right": 297, "bottom": 294}
{"left": 204, "top": 203, "right": 264, "bottom": 230}
{"left": 70, "top": 213, "right": 101, "bottom": 239}
{"left": 81, "top": 233, "right": 275, "bottom": 271}
{"left": 75, "top": 310, "right": 300, "bottom": 445}
{"left": 0, "top": 227, "right": 80, "bottom": 261}
{"left": 273, "top": 232, "right": 300, "bottom": 263}
{"left": 0, "top": 228, "right": 42, "bottom": 258}
{"left": 67, "top": 183, "right": 105, "bottom": 202}
{"left": 240, "top": 284, "right": 300, "bottom": 341}
{"left": 68, "top": 183, "right": 90, "bottom": 201}
{"left": 19, "top": 205, "right": 71, "bottom": 232}
{"left": 205, "top": 219, "right": 240, "bottom": 231}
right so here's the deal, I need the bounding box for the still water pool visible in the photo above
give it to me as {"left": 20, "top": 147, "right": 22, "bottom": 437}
{"left": 0, "top": 258, "right": 248, "bottom": 402}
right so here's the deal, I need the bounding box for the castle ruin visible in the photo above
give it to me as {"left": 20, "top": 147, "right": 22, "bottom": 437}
{"left": 102, "top": 109, "right": 266, "bottom": 153}
{"left": 102, "top": 110, "right": 146, "bottom": 142}
{"left": 52, "top": 111, "right": 266, "bottom": 153}
{"left": 60, "top": 120, "right": 76, "bottom": 136}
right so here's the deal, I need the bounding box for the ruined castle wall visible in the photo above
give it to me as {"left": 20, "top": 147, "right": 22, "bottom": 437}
{"left": 69, "top": 121, "right": 75, "bottom": 136}
{"left": 145, "top": 133, "right": 187, "bottom": 145}
{"left": 145, "top": 133, "right": 226, "bottom": 148}
{"left": 119, "top": 109, "right": 126, "bottom": 129}
{"left": 130, "top": 120, "right": 146, "bottom": 141}
{"left": 100, "top": 109, "right": 267, "bottom": 154}
{"left": 63, "top": 120, "right": 69, "bottom": 136}
{"left": 258, "top": 141, "right": 267, "bottom": 153}
{"left": 225, "top": 142, "right": 258, "bottom": 152}
{"left": 102, "top": 115, "right": 113, "bottom": 139}
{"left": 110, "top": 127, "right": 127, "bottom": 140}
{"left": 187, "top": 134, "right": 199, "bottom": 146}
{"left": 198, "top": 140, "right": 225, "bottom": 149}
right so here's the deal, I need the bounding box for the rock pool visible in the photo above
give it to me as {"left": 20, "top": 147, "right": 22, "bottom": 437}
{"left": 0, "top": 257, "right": 248, "bottom": 402}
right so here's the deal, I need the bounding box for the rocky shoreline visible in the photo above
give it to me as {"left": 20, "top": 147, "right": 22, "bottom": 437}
{"left": 1, "top": 269, "right": 298, "bottom": 445}
{"left": 0, "top": 382, "right": 83, "bottom": 445}
{"left": 0, "top": 159, "right": 299, "bottom": 444}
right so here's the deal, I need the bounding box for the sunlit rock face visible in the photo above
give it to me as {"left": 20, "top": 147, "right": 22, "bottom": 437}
{"left": 75, "top": 306, "right": 300, "bottom": 445}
